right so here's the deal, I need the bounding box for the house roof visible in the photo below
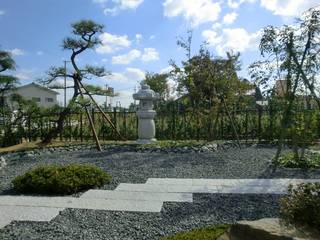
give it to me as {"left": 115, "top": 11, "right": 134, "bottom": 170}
{"left": 16, "top": 82, "right": 59, "bottom": 95}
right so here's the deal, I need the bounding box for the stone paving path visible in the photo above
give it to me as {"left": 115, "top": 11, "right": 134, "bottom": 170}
{"left": 1, "top": 178, "right": 319, "bottom": 229}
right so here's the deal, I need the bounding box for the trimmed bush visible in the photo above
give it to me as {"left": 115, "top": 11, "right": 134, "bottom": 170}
{"left": 161, "top": 225, "right": 229, "bottom": 240}
{"left": 280, "top": 183, "right": 320, "bottom": 229}
{"left": 12, "top": 164, "right": 111, "bottom": 195}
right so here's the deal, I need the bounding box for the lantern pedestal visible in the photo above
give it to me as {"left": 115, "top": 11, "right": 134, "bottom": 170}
{"left": 133, "top": 84, "right": 158, "bottom": 144}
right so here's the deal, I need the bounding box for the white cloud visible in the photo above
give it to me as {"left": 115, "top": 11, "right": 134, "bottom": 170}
{"left": 223, "top": 12, "right": 238, "bottom": 25}
{"left": 112, "top": 49, "right": 141, "bottom": 64}
{"left": 112, "top": 90, "right": 135, "bottom": 107}
{"left": 260, "top": 0, "right": 319, "bottom": 17}
{"left": 202, "top": 30, "right": 222, "bottom": 45}
{"left": 149, "top": 35, "right": 156, "bottom": 40}
{"left": 36, "top": 51, "right": 44, "bottom": 56}
{"left": 0, "top": 10, "right": 5, "bottom": 16}
{"left": 107, "top": 67, "right": 145, "bottom": 83}
{"left": 212, "top": 22, "right": 222, "bottom": 29}
{"left": 8, "top": 48, "right": 25, "bottom": 56}
{"left": 135, "top": 33, "right": 142, "bottom": 43}
{"left": 112, "top": 48, "right": 159, "bottom": 64}
{"left": 141, "top": 48, "right": 159, "bottom": 62}
{"left": 96, "top": 32, "right": 131, "bottom": 54}
{"left": 14, "top": 69, "right": 35, "bottom": 81}
{"left": 202, "top": 28, "right": 261, "bottom": 56}
{"left": 163, "top": 0, "right": 221, "bottom": 26}
{"left": 96, "top": 0, "right": 144, "bottom": 15}
{"left": 160, "top": 66, "right": 174, "bottom": 74}
{"left": 118, "top": 0, "right": 144, "bottom": 9}
{"left": 227, "top": 0, "right": 256, "bottom": 9}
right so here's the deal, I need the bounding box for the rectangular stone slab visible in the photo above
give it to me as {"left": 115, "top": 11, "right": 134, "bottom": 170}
{"left": 146, "top": 178, "right": 320, "bottom": 187}
{"left": 0, "top": 196, "right": 163, "bottom": 213}
{"left": 0, "top": 206, "right": 63, "bottom": 228}
{"left": 116, "top": 183, "right": 221, "bottom": 193}
{"left": 80, "top": 190, "right": 193, "bottom": 202}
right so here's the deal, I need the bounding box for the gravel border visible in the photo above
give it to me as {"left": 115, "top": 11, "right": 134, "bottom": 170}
{"left": 0, "top": 145, "right": 320, "bottom": 239}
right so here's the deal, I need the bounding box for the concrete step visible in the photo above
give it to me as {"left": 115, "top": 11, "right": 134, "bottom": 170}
{"left": 0, "top": 196, "right": 163, "bottom": 213}
{"left": 80, "top": 190, "right": 193, "bottom": 202}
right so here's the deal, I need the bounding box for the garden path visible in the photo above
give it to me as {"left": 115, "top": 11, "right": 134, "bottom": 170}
{"left": 1, "top": 178, "right": 319, "bottom": 229}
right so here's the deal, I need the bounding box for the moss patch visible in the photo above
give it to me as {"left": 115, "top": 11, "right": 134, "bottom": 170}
{"left": 161, "top": 225, "right": 229, "bottom": 240}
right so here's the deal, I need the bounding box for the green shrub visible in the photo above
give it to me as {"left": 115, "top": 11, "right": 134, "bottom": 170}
{"left": 280, "top": 183, "right": 320, "bottom": 229}
{"left": 12, "top": 164, "right": 111, "bottom": 195}
{"left": 274, "top": 152, "right": 320, "bottom": 168}
{"left": 161, "top": 225, "right": 229, "bottom": 240}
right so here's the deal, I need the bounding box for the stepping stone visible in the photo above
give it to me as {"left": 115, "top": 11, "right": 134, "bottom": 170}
{"left": 0, "top": 206, "right": 63, "bottom": 228}
{"left": 115, "top": 183, "right": 221, "bottom": 193}
{"left": 0, "top": 196, "right": 163, "bottom": 213}
{"left": 146, "top": 178, "right": 320, "bottom": 186}
{"left": 81, "top": 190, "right": 193, "bottom": 202}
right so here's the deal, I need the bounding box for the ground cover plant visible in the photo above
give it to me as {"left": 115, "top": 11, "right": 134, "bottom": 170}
{"left": 274, "top": 152, "right": 320, "bottom": 169}
{"left": 136, "top": 140, "right": 206, "bottom": 150}
{"left": 161, "top": 225, "right": 229, "bottom": 240}
{"left": 12, "top": 164, "right": 111, "bottom": 195}
{"left": 280, "top": 183, "right": 320, "bottom": 230}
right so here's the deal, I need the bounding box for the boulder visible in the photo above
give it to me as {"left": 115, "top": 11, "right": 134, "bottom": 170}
{"left": 220, "top": 218, "right": 319, "bottom": 240}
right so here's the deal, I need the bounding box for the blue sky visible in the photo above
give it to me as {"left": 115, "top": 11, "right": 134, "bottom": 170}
{"left": 0, "top": 0, "right": 319, "bottom": 106}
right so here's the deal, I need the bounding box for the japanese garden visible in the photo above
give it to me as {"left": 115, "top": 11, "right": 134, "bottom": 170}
{"left": 0, "top": 1, "right": 320, "bottom": 240}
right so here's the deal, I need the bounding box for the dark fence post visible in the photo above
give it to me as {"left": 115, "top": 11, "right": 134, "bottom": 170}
{"left": 80, "top": 112, "right": 83, "bottom": 142}
{"left": 258, "top": 106, "right": 262, "bottom": 142}
{"left": 123, "top": 109, "right": 127, "bottom": 139}
{"left": 28, "top": 115, "right": 31, "bottom": 142}
{"left": 113, "top": 107, "right": 117, "bottom": 140}
{"left": 245, "top": 109, "right": 248, "bottom": 143}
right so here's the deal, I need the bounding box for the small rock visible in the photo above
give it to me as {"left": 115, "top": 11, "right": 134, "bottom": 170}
{"left": 0, "top": 156, "right": 7, "bottom": 169}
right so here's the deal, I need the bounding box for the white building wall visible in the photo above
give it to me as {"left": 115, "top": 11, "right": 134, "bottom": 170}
{"left": 5, "top": 84, "right": 59, "bottom": 108}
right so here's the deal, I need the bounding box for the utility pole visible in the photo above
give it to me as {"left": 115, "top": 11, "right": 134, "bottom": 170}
{"left": 105, "top": 84, "right": 108, "bottom": 110}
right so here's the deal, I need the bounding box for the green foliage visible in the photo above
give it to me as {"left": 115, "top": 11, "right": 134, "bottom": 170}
{"left": 161, "top": 225, "right": 229, "bottom": 240}
{"left": 12, "top": 164, "right": 111, "bottom": 195}
{"left": 280, "top": 183, "right": 320, "bottom": 229}
{"left": 0, "top": 49, "right": 18, "bottom": 94}
{"left": 274, "top": 152, "right": 320, "bottom": 169}
{"left": 143, "top": 72, "right": 170, "bottom": 100}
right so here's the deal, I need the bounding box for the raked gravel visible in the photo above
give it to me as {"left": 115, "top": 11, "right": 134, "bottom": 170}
{"left": 0, "top": 145, "right": 320, "bottom": 239}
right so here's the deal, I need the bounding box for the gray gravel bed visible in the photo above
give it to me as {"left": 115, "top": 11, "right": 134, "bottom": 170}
{"left": 0, "top": 194, "right": 282, "bottom": 240}
{"left": 0, "top": 145, "right": 320, "bottom": 239}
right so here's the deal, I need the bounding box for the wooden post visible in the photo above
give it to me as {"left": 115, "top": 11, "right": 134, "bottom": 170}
{"left": 92, "top": 108, "right": 95, "bottom": 125}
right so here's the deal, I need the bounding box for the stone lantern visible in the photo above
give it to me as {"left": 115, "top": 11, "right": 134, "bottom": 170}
{"left": 133, "top": 84, "right": 159, "bottom": 144}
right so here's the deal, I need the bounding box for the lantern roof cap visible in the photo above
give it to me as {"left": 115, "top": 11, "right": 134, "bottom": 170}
{"left": 133, "top": 84, "right": 159, "bottom": 100}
